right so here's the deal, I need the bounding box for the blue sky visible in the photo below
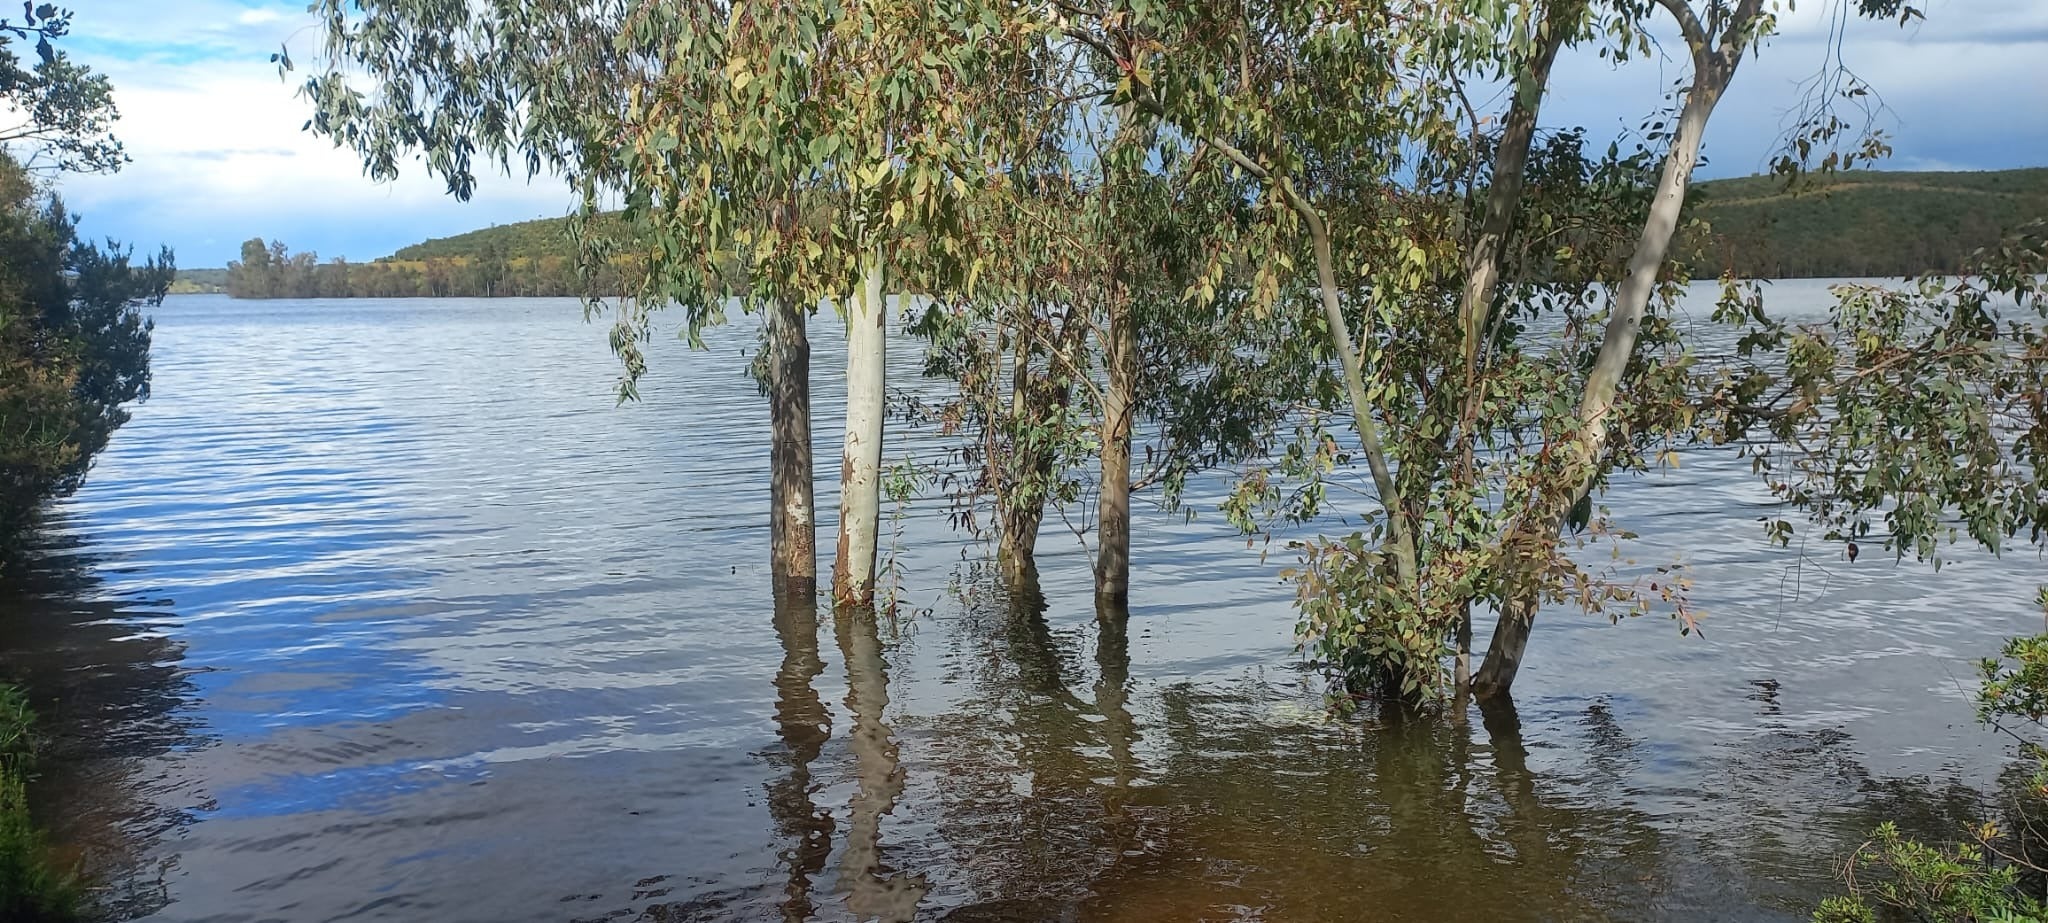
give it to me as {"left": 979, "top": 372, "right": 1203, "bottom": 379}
{"left": 42, "top": 0, "right": 2048, "bottom": 269}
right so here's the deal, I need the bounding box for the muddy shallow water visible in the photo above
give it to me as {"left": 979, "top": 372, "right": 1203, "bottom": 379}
{"left": 2, "top": 285, "right": 2044, "bottom": 922}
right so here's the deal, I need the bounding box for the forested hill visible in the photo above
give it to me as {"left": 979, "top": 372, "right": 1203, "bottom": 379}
{"left": 1683, "top": 168, "right": 2048, "bottom": 279}
{"left": 390, "top": 169, "right": 2046, "bottom": 282}
{"left": 217, "top": 167, "right": 2045, "bottom": 299}
{"left": 389, "top": 214, "right": 626, "bottom": 262}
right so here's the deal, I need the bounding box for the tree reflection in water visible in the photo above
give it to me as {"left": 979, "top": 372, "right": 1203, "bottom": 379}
{"left": 833, "top": 602, "right": 929, "bottom": 921}
{"left": 0, "top": 529, "right": 201, "bottom": 919}
{"left": 766, "top": 586, "right": 834, "bottom": 922}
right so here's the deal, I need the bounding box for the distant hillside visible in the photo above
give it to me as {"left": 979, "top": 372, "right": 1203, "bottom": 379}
{"left": 372, "top": 169, "right": 2047, "bottom": 283}
{"left": 1684, "top": 168, "right": 2048, "bottom": 279}
{"left": 170, "top": 267, "right": 228, "bottom": 294}
{"left": 390, "top": 214, "right": 626, "bottom": 262}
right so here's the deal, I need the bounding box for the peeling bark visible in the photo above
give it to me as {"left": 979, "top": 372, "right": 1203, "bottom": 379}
{"left": 768, "top": 292, "right": 816, "bottom": 600}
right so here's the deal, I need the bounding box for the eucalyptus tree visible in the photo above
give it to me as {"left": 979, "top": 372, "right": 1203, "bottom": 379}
{"left": 297, "top": 0, "right": 1014, "bottom": 606}
{"left": 909, "top": 111, "right": 1315, "bottom": 603}
{"left": 1044, "top": 0, "right": 1946, "bottom": 704}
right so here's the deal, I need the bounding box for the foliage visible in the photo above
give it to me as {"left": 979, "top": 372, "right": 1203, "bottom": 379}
{"left": 0, "top": 5, "right": 124, "bottom": 174}
{"left": 0, "top": 682, "right": 81, "bottom": 922}
{"left": 904, "top": 135, "right": 1320, "bottom": 557}
{"left": 291, "top": 0, "right": 2017, "bottom": 703}
{"left": 1709, "top": 219, "right": 2048, "bottom": 565}
{"left": 0, "top": 153, "right": 165, "bottom": 542}
{"left": 296, "top": 0, "right": 1033, "bottom": 400}
{"left": 1685, "top": 169, "right": 2048, "bottom": 280}
{"left": 1814, "top": 821, "right": 2046, "bottom": 923}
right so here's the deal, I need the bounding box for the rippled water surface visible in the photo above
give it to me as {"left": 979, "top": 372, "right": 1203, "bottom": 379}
{"left": 4, "top": 286, "right": 2045, "bottom": 922}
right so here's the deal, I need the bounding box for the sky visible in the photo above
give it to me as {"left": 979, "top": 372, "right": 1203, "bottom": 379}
{"left": 40, "top": 0, "right": 2048, "bottom": 269}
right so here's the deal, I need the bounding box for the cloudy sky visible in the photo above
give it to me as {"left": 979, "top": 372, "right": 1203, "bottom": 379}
{"left": 46, "top": 0, "right": 2048, "bottom": 269}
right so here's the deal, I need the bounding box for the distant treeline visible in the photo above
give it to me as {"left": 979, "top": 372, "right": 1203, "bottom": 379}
{"left": 222, "top": 168, "right": 2048, "bottom": 298}
{"left": 225, "top": 237, "right": 635, "bottom": 299}
{"left": 1681, "top": 168, "right": 2048, "bottom": 279}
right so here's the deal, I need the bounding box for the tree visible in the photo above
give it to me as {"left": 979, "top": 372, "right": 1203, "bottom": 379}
{"left": 0, "top": 4, "right": 159, "bottom": 545}
{"left": 0, "top": 152, "right": 166, "bottom": 541}
{"left": 1021, "top": 0, "right": 1939, "bottom": 705}
{"left": 226, "top": 237, "right": 273, "bottom": 299}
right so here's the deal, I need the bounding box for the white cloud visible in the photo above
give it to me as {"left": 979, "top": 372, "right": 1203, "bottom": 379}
{"left": 1544, "top": 0, "right": 2048, "bottom": 176}
{"left": 56, "top": 0, "right": 572, "bottom": 266}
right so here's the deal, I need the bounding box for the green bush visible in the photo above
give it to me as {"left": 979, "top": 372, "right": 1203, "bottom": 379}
{"left": 0, "top": 684, "right": 80, "bottom": 921}
{"left": 0, "top": 152, "right": 167, "bottom": 543}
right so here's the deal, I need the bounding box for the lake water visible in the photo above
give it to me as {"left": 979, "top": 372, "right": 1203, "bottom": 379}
{"left": 3, "top": 285, "right": 2045, "bottom": 922}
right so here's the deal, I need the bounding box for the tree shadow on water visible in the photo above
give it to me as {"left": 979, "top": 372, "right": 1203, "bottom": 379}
{"left": 0, "top": 528, "right": 206, "bottom": 919}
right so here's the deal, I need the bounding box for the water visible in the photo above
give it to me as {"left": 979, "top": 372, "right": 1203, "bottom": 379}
{"left": 2, "top": 284, "right": 2044, "bottom": 922}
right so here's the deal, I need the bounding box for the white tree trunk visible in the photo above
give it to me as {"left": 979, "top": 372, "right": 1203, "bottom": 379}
{"left": 833, "top": 253, "right": 887, "bottom": 608}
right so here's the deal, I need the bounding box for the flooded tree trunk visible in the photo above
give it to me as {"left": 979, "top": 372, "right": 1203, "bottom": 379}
{"left": 767, "top": 293, "right": 816, "bottom": 600}
{"left": 1095, "top": 597, "right": 1138, "bottom": 825}
{"left": 834, "top": 253, "right": 887, "bottom": 609}
{"left": 996, "top": 326, "right": 1047, "bottom": 578}
{"left": 1474, "top": 14, "right": 1740, "bottom": 700}
{"left": 1095, "top": 302, "right": 1136, "bottom": 606}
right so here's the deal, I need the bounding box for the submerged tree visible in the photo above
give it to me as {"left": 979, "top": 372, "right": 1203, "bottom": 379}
{"left": 1031, "top": 0, "right": 1955, "bottom": 704}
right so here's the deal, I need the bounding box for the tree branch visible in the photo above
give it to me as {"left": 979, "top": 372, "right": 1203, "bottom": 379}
{"left": 1652, "top": 0, "right": 1712, "bottom": 70}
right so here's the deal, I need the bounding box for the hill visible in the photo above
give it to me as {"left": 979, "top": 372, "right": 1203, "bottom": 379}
{"left": 355, "top": 168, "right": 2045, "bottom": 285}
{"left": 390, "top": 214, "right": 627, "bottom": 262}
{"left": 1683, "top": 168, "right": 2048, "bottom": 278}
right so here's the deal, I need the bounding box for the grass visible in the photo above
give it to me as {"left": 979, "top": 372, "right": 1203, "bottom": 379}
{"left": 0, "top": 683, "right": 81, "bottom": 922}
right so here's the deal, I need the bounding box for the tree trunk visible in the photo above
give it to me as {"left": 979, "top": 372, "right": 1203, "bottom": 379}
{"left": 997, "top": 323, "right": 1046, "bottom": 576}
{"left": 1095, "top": 301, "right": 1136, "bottom": 605}
{"left": 1094, "top": 597, "right": 1138, "bottom": 818}
{"left": 768, "top": 293, "right": 816, "bottom": 600}
{"left": 1472, "top": 37, "right": 1738, "bottom": 701}
{"left": 1451, "top": 5, "right": 1572, "bottom": 700}
{"left": 834, "top": 252, "right": 887, "bottom": 609}
{"left": 1455, "top": 0, "right": 1576, "bottom": 380}
{"left": 1287, "top": 184, "right": 1416, "bottom": 585}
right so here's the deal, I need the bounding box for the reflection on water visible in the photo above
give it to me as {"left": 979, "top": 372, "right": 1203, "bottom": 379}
{"left": 0, "top": 533, "right": 199, "bottom": 919}
{"left": 768, "top": 591, "right": 833, "bottom": 922}
{"left": 2, "top": 291, "right": 2044, "bottom": 921}
{"left": 834, "top": 606, "right": 928, "bottom": 921}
